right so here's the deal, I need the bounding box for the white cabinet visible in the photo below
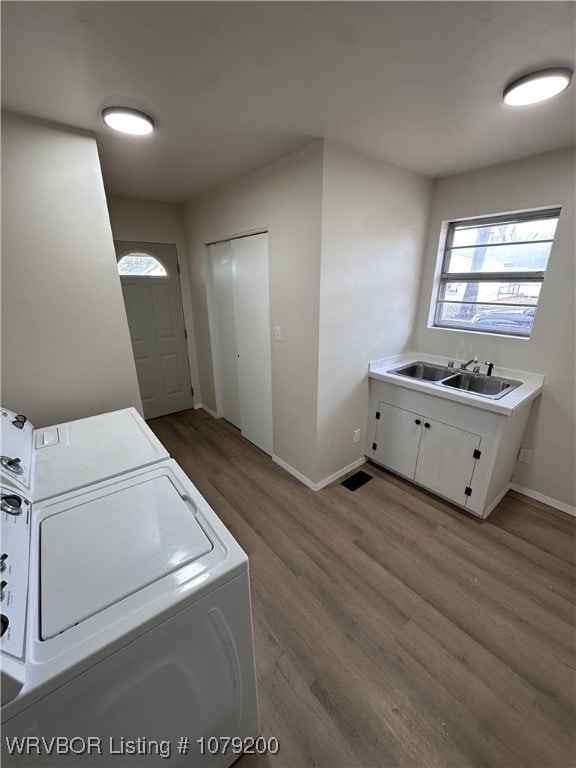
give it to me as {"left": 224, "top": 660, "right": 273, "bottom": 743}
{"left": 415, "top": 416, "right": 481, "bottom": 504}
{"left": 367, "top": 378, "right": 536, "bottom": 518}
{"left": 372, "top": 402, "right": 421, "bottom": 477}
{"left": 372, "top": 401, "right": 481, "bottom": 509}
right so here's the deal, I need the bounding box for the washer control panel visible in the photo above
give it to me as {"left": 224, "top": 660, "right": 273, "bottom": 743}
{"left": 0, "top": 408, "right": 34, "bottom": 496}
{"left": 0, "top": 486, "right": 31, "bottom": 660}
{"left": 0, "top": 409, "right": 34, "bottom": 495}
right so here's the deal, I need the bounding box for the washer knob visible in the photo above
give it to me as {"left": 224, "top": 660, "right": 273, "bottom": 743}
{"left": 0, "top": 614, "right": 8, "bottom": 637}
{"left": 0, "top": 457, "right": 23, "bottom": 475}
{"left": 1, "top": 495, "right": 22, "bottom": 515}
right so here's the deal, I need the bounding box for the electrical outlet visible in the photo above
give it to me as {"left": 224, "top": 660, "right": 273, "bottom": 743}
{"left": 518, "top": 447, "right": 532, "bottom": 464}
{"left": 353, "top": 429, "right": 360, "bottom": 444}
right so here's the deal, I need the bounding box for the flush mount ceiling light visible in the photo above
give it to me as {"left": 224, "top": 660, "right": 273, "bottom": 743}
{"left": 102, "top": 107, "right": 154, "bottom": 135}
{"left": 503, "top": 67, "right": 572, "bottom": 106}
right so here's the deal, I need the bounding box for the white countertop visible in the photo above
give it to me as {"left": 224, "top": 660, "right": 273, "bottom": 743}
{"left": 369, "top": 352, "right": 545, "bottom": 415}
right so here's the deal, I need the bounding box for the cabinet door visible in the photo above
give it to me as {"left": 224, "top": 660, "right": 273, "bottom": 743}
{"left": 374, "top": 402, "right": 422, "bottom": 479}
{"left": 415, "top": 418, "right": 481, "bottom": 506}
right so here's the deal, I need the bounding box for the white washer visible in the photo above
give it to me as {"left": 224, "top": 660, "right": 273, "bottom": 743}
{"left": 0, "top": 485, "right": 33, "bottom": 705}
{"left": 2, "top": 462, "right": 259, "bottom": 767}
{"left": 1, "top": 410, "right": 259, "bottom": 767}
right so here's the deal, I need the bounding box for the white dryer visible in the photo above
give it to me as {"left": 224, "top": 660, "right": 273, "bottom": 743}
{"left": 1, "top": 410, "right": 259, "bottom": 767}
{"left": 1, "top": 407, "right": 169, "bottom": 502}
{"left": 33, "top": 407, "right": 170, "bottom": 501}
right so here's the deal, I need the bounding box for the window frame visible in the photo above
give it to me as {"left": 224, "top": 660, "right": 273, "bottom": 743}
{"left": 433, "top": 207, "right": 561, "bottom": 338}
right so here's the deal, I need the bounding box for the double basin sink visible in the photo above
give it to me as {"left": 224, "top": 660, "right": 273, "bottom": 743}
{"left": 389, "top": 361, "right": 522, "bottom": 400}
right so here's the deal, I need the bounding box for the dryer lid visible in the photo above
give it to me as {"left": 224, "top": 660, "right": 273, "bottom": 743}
{"left": 33, "top": 408, "right": 169, "bottom": 501}
{"left": 40, "top": 475, "right": 213, "bottom": 639}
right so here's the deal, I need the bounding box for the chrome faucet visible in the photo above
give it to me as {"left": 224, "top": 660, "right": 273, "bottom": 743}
{"left": 460, "top": 356, "right": 478, "bottom": 371}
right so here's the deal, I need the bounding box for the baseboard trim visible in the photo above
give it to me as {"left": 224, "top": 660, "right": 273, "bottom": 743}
{"left": 272, "top": 456, "right": 315, "bottom": 490}
{"left": 315, "top": 457, "right": 368, "bottom": 491}
{"left": 272, "top": 455, "right": 367, "bottom": 492}
{"left": 196, "top": 403, "right": 220, "bottom": 420}
{"left": 510, "top": 484, "right": 576, "bottom": 517}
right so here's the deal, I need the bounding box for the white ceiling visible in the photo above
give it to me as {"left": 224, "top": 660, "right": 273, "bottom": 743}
{"left": 2, "top": 1, "right": 575, "bottom": 203}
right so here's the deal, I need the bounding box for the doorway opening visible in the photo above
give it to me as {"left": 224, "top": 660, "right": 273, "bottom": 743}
{"left": 115, "top": 241, "right": 194, "bottom": 420}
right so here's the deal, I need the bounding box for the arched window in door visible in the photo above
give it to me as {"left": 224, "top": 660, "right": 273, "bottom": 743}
{"left": 117, "top": 252, "right": 167, "bottom": 277}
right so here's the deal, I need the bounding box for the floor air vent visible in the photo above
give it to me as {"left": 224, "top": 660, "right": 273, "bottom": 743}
{"left": 341, "top": 470, "right": 373, "bottom": 491}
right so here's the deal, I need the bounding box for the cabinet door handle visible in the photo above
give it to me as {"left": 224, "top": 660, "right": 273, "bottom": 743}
{"left": 424, "top": 422, "right": 431, "bottom": 429}
{"left": 415, "top": 419, "right": 421, "bottom": 425}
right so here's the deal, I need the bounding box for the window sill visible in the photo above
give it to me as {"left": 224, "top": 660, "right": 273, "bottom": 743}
{"left": 428, "top": 324, "right": 531, "bottom": 341}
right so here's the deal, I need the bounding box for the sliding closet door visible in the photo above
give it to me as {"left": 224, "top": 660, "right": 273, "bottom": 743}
{"left": 209, "top": 240, "right": 241, "bottom": 428}
{"left": 208, "top": 233, "right": 273, "bottom": 456}
{"left": 231, "top": 233, "right": 273, "bottom": 456}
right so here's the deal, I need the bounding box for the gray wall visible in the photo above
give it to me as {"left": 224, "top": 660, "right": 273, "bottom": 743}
{"left": 184, "top": 142, "right": 324, "bottom": 481}
{"left": 316, "top": 142, "right": 432, "bottom": 482}
{"left": 1, "top": 113, "right": 142, "bottom": 426}
{"left": 412, "top": 148, "right": 575, "bottom": 511}
{"left": 183, "top": 140, "right": 433, "bottom": 487}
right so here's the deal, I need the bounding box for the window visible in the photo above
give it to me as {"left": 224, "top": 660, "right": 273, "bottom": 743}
{"left": 433, "top": 208, "right": 560, "bottom": 337}
{"left": 117, "top": 253, "right": 167, "bottom": 277}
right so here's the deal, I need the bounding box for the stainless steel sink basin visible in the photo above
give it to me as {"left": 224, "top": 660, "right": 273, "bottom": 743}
{"left": 440, "top": 373, "right": 522, "bottom": 399}
{"left": 388, "top": 360, "right": 523, "bottom": 399}
{"left": 390, "top": 361, "right": 451, "bottom": 382}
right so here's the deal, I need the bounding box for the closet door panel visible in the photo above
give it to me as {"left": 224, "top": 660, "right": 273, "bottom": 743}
{"left": 231, "top": 234, "right": 273, "bottom": 456}
{"left": 209, "top": 241, "right": 241, "bottom": 428}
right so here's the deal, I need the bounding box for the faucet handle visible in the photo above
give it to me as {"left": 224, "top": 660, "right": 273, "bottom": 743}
{"left": 447, "top": 360, "right": 454, "bottom": 368}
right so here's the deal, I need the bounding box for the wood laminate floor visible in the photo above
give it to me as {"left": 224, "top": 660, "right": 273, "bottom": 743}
{"left": 148, "top": 409, "right": 575, "bottom": 768}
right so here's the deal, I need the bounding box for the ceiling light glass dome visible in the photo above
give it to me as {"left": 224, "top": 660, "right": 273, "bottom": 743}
{"left": 102, "top": 107, "right": 154, "bottom": 135}
{"left": 503, "top": 68, "right": 572, "bottom": 106}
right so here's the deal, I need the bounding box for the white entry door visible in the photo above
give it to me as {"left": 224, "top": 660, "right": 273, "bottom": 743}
{"left": 115, "top": 241, "right": 194, "bottom": 420}
{"left": 209, "top": 233, "right": 273, "bottom": 456}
